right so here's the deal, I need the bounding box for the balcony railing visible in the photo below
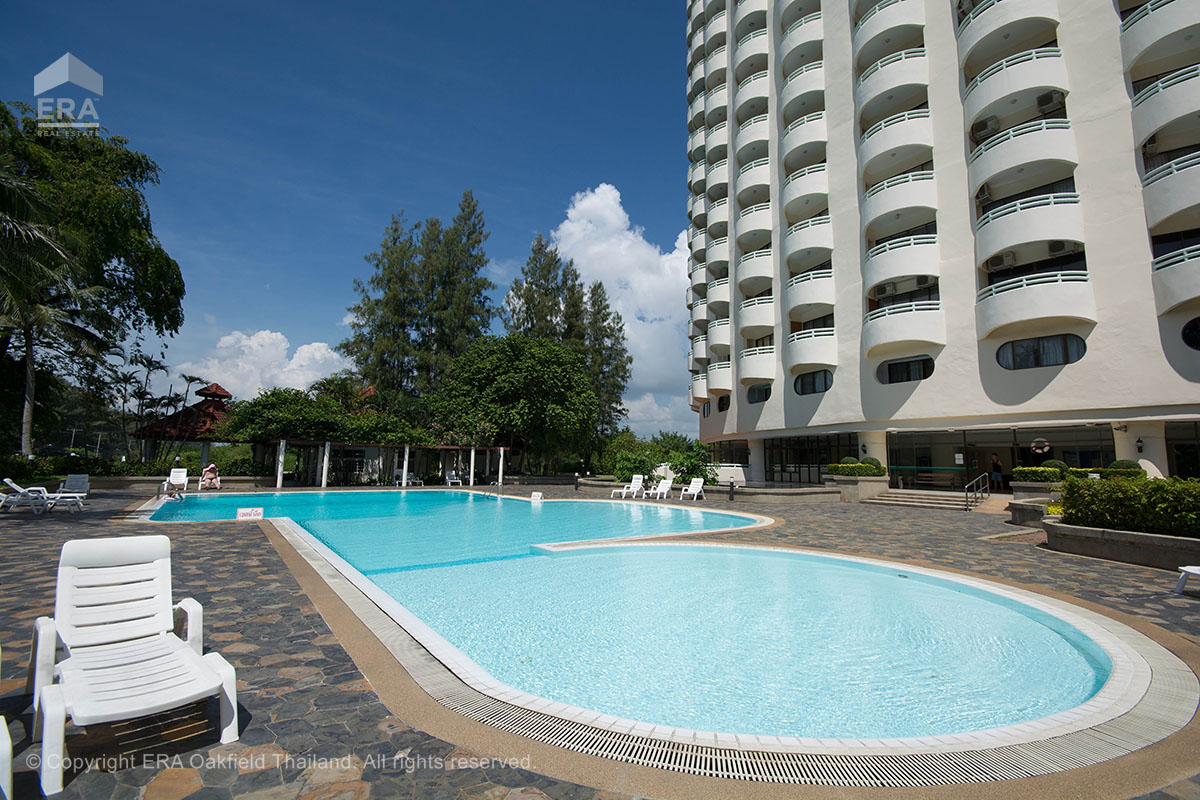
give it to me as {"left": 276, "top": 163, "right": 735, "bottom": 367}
{"left": 705, "top": 83, "right": 727, "bottom": 100}
{"left": 740, "top": 345, "right": 777, "bottom": 358}
{"left": 957, "top": 0, "right": 1007, "bottom": 34}
{"left": 692, "top": 334, "right": 708, "bottom": 344}
{"left": 738, "top": 249, "right": 773, "bottom": 266}
{"left": 783, "top": 162, "right": 827, "bottom": 187}
{"left": 710, "top": 235, "right": 730, "bottom": 247}
{"left": 1133, "top": 65, "right": 1200, "bottom": 108}
{"left": 738, "top": 201, "right": 772, "bottom": 218}
{"left": 858, "top": 48, "right": 925, "bottom": 86}
{"left": 707, "top": 361, "right": 732, "bottom": 374}
{"left": 861, "top": 108, "right": 931, "bottom": 144}
{"left": 709, "top": 318, "right": 732, "bottom": 330}
{"left": 1142, "top": 151, "right": 1200, "bottom": 187}
{"left": 974, "top": 192, "right": 1080, "bottom": 230}
{"left": 739, "top": 157, "right": 771, "bottom": 175}
{"left": 709, "top": 119, "right": 729, "bottom": 135}
{"left": 788, "top": 327, "right": 835, "bottom": 341}
{"left": 785, "top": 110, "right": 825, "bottom": 134}
{"left": 856, "top": 0, "right": 906, "bottom": 32}
{"left": 863, "top": 299, "right": 941, "bottom": 322}
{"left": 740, "top": 295, "right": 775, "bottom": 310}
{"left": 784, "top": 11, "right": 821, "bottom": 37}
{"left": 1153, "top": 243, "right": 1200, "bottom": 271}
{"left": 739, "top": 113, "right": 768, "bottom": 131}
{"left": 975, "top": 270, "right": 1089, "bottom": 302}
{"left": 964, "top": 48, "right": 1061, "bottom": 98}
{"left": 737, "top": 28, "right": 768, "bottom": 49}
{"left": 707, "top": 277, "right": 731, "bottom": 291}
{"left": 866, "top": 233, "right": 936, "bottom": 260}
{"left": 690, "top": 263, "right": 707, "bottom": 278}
{"left": 1121, "top": 0, "right": 1177, "bottom": 31}
{"left": 707, "top": 44, "right": 728, "bottom": 61}
{"left": 739, "top": 69, "right": 768, "bottom": 90}
{"left": 710, "top": 157, "right": 729, "bottom": 171}
{"left": 786, "top": 267, "right": 833, "bottom": 287}
{"left": 864, "top": 169, "right": 935, "bottom": 199}
{"left": 967, "top": 119, "right": 1072, "bottom": 165}
{"left": 787, "top": 214, "right": 831, "bottom": 234}
{"left": 784, "top": 60, "right": 824, "bottom": 86}
{"left": 709, "top": 198, "right": 729, "bottom": 213}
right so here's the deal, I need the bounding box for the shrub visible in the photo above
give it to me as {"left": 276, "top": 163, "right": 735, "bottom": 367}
{"left": 217, "top": 458, "right": 273, "bottom": 477}
{"left": 839, "top": 456, "right": 860, "bottom": 465}
{"left": 1061, "top": 476, "right": 1200, "bottom": 538}
{"left": 1012, "top": 466, "right": 1063, "bottom": 483}
{"left": 1041, "top": 459, "right": 1069, "bottom": 477}
{"left": 1108, "top": 459, "right": 1142, "bottom": 470}
{"left": 667, "top": 441, "right": 718, "bottom": 484}
{"left": 614, "top": 450, "right": 660, "bottom": 482}
{"left": 1065, "top": 467, "right": 1145, "bottom": 480}
{"left": 826, "top": 463, "right": 887, "bottom": 477}
{"left": 861, "top": 456, "right": 882, "bottom": 468}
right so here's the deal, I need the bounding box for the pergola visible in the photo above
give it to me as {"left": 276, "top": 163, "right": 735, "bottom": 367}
{"left": 266, "top": 439, "right": 508, "bottom": 489}
{"left": 129, "top": 383, "right": 233, "bottom": 465}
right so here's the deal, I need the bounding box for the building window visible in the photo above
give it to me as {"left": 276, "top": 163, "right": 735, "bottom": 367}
{"left": 717, "top": 395, "right": 730, "bottom": 412}
{"left": 997, "top": 334, "right": 1086, "bottom": 370}
{"left": 878, "top": 356, "right": 935, "bottom": 384}
{"left": 710, "top": 439, "right": 750, "bottom": 464}
{"left": 702, "top": 401, "right": 711, "bottom": 417}
{"left": 1184, "top": 318, "right": 1200, "bottom": 351}
{"left": 794, "top": 369, "right": 833, "bottom": 395}
{"left": 747, "top": 382, "right": 772, "bottom": 404}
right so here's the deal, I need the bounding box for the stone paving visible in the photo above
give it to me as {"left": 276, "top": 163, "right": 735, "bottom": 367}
{"left": 0, "top": 485, "right": 1197, "bottom": 799}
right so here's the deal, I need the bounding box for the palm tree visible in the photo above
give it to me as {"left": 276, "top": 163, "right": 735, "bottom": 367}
{"left": 310, "top": 372, "right": 375, "bottom": 413}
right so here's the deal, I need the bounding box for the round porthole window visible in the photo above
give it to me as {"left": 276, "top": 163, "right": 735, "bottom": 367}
{"left": 1183, "top": 317, "right": 1200, "bottom": 351}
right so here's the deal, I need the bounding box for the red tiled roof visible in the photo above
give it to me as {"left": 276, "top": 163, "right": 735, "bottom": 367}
{"left": 130, "top": 396, "right": 231, "bottom": 442}
{"left": 196, "top": 382, "right": 233, "bottom": 399}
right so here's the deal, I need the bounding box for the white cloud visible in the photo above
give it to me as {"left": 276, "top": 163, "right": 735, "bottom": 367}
{"left": 624, "top": 393, "right": 697, "bottom": 438}
{"left": 176, "top": 329, "right": 348, "bottom": 401}
{"left": 339, "top": 312, "right": 357, "bottom": 327}
{"left": 550, "top": 184, "right": 693, "bottom": 434}
{"left": 202, "top": 313, "right": 217, "bottom": 325}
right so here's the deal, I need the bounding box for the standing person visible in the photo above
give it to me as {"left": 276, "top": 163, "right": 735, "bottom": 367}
{"left": 989, "top": 452, "right": 1004, "bottom": 492}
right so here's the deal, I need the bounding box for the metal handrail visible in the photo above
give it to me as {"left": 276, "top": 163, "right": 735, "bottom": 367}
{"left": 692, "top": 334, "right": 708, "bottom": 343}
{"left": 709, "top": 198, "right": 729, "bottom": 211}
{"left": 957, "top": 0, "right": 1007, "bottom": 34}
{"left": 737, "top": 28, "right": 768, "bottom": 49}
{"left": 738, "top": 249, "right": 773, "bottom": 266}
{"left": 707, "top": 277, "right": 731, "bottom": 291}
{"left": 1133, "top": 64, "right": 1199, "bottom": 108}
{"left": 856, "top": 0, "right": 906, "bottom": 33}
{"left": 976, "top": 270, "right": 1089, "bottom": 302}
{"left": 967, "top": 119, "right": 1071, "bottom": 164}
{"left": 784, "top": 61, "right": 824, "bottom": 85}
{"left": 740, "top": 345, "right": 776, "bottom": 358}
{"left": 863, "top": 300, "right": 941, "bottom": 322}
{"left": 974, "top": 192, "right": 1079, "bottom": 230}
{"left": 739, "top": 157, "right": 771, "bottom": 175}
{"left": 785, "top": 110, "right": 825, "bottom": 134}
{"left": 738, "top": 201, "right": 771, "bottom": 218}
{"left": 860, "top": 109, "right": 931, "bottom": 144}
{"left": 708, "top": 318, "right": 732, "bottom": 329}
{"left": 865, "top": 234, "right": 936, "bottom": 260}
{"left": 783, "top": 11, "right": 821, "bottom": 37}
{"left": 783, "top": 162, "right": 827, "bottom": 186}
{"left": 965, "top": 472, "right": 990, "bottom": 511}
{"left": 787, "top": 214, "right": 831, "bottom": 234}
{"left": 710, "top": 235, "right": 730, "bottom": 246}
{"left": 739, "top": 70, "right": 768, "bottom": 90}
{"left": 707, "top": 44, "right": 728, "bottom": 60}
{"left": 706, "top": 9, "right": 726, "bottom": 30}
{"left": 707, "top": 361, "right": 732, "bottom": 372}
{"left": 964, "top": 48, "right": 1061, "bottom": 98}
{"left": 1122, "top": 0, "right": 1176, "bottom": 31}
{"left": 1153, "top": 243, "right": 1200, "bottom": 272}
{"left": 740, "top": 296, "right": 775, "bottom": 310}
{"left": 786, "top": 267, "right": 833, "bottom": 287}
{"left": 787, "top": 327, "right": 835, "bottom": 341}
{"left": 739, "top": 113, "right": 768, "bottom": 131}
{"left": 709, "top": 119, "right": 729, "bottom": 134}
{"left": 858, "top": 48, "right": 925, "bottom": 86}
{"left": 1143, "top": 150, "right": 1200, "bottom": 187}
{"left": 710, "top": 158, "right": 729, "bottom": 170}
{"left": 864, "top": 169, "right": 934, "bottom": 199}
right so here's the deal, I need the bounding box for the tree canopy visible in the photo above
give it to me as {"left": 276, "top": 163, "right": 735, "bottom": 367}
{"left": 221, "top": 387, "right": 424, "bottom": 446}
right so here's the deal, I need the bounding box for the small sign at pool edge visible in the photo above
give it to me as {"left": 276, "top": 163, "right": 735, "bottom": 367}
{"left": 236, "top": 507, "right": 264, "bottom": 521}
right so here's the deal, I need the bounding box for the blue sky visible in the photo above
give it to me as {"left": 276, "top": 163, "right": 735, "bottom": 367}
{"left": 3, "top": 1, "right": 696, "bottom": 434}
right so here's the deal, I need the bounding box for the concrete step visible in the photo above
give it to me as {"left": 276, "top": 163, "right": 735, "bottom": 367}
{"left": 862, "top": 490, "right": 977, "bottom": 511}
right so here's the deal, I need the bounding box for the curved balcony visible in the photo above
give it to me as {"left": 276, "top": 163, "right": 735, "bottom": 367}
{"left": 734, "top": 29, "right": 769, "bottom": 72}
{"left": 736, "top": 248, "right": 775, "bottom": 291}
{"left": 706, "top": 119, "right": 730, "bottom": 154}
{"left": 705, "top": 9, "right": 728, "bottom": 48}
{"left": 1152, "top": 244, "right": 1200, "bottom": 314}
{"left": 782, "top": 163, "right": 829, "bottom": 219}
{"left": 973, "top": 193, "right": 1083, "bottom": 262}
{"left": 735, "top": 0, "right": 767, "bottom": 27}
{"left": 706, "top": 44, "right": 729, "bottom": 81}
{"left": 692, "top": 334, "right": 710, "bottom": 365}
{"left": 735, "top": 201, "right": 773, "bottom": 249}
{"left": 957, "top": 0, "right": 1061, "bottom": 72}
{"left": 786, "top": 328, "right": 838, "bottom": 371}
{"left": 691, "top": 197, "right": 708, "bottom": 229}
{"left": 855, "top": 49, "right": 928, "bottom": 118}
{"left": 1132, "top": 66, "right": 1200, "bottom": 147}
{"left": 858, "top": 109, "right": 933, "bottom": 182}
{"left": 688, "top": 227, "right": 704, "bottom": 257}
{"left": 861, "top": 170, "right": 937, "bottom": 232}
{"left": 781, "top": 12, "right": 823, "bottom": 61}
{"left": 689, "top": 161, "right": 706, "bottom": 193}
{"left": 1121, "top": 0, "right": 1200, "bottom": 73}
{"left": 862, "top": 301, "right": 946, "bottom": 357}
{"left": 853, "top": 0, "right": 925, "bottom": 64}
{"left": 734, "top": 70, "right": 769, "bottom": 117}
{"left": 784, "top": 215, "right": 834, "bottom": 268}
{"left": 707, "top": 235, "right": 731, "bottom": 269}
{"left": 863, "top": 234, "right": 939, "bottom": 289}
{"left": 688, "top": 128, "right": 706, "bottom": 162}
{"left": 707, "top": 277, "right": 733, "bottom": 310}
{"left": 694, "top": 234, "right": 709, "bottom": 262}
{"left": 739, "top": 345, "right": 777, "bottom": 383}
{"left": 1142, "top": 151, "right": 1200, "bottom": 229}
{"left": 708, "top": 317, "right": 733, "bottom": 353}
{"left": 962, "top": 47, "right": 1067, "bottom": 126}
{"left": 690, "top": 262, "right": 707, "bottom": 292}
{"left": 691, "top": 297, "right": 710, "bottom": 329}
{"left": 707, "top": 158, "right": 730, "bottom": 194}
{"left": 691, "top": 373, "right": 709, "bottom": 402}
{"left": 975, "top": 271, "right": 1097, "bottom": 339}
{"left": 736, "top": 160, "right": 771, "bottom": 206}
{"left": 781, "top": 62, "right": 825, "bottom": 113}
{"left": 735, "top": 113, "right": 769, "bottom": 157}
{"left": 782, "top": 111, "right": 828, "bottom": 163}
{"left": 707, "top": 197, "right": 730, "bottom": 235}
{"left": 689, "top": 95, "right": 705, "bottom": 129}
{"left": 705, "top": 83, "right": 729, "bottom": 123}
{"left": 966, "top": 119, "right": 1076, "bottom": 195}
{"left": 707, "top": 361, "right": 734, "bottom": 394}
{"left": 738, "top": 296, "right": 776, "bottom": 337}
{"left": 784, "top": 268, "right": 835, "bottom": 316}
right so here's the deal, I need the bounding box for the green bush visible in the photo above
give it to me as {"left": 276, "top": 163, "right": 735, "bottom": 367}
{"left": 1107, "top": 459, "right": 1141, "bottom": 470}
{"left": 1065, "top": 467, "right": 1145, "bottom": 480}
{"left": 614, "top": 450, "right": 660, "bottom": 482}
{"left": 1012, "top": 466, "right": 1063, "bottom": 483}
{"left": 1061, "top": 476, "right": 1200, "bottom": 538}
{"left": 861, "top": 456, "right": 882, "bottom": 468}
{"left": 839, "top": 456, "right": 860, "bottom": 465}
{"left": 667, "top": 441, "right": 717, "bottom": 484}
{"left": 1041, "top": 459, "right": 1069, "bottom": 477}
{"left": 826, "top": 463, "right": 887, "bottom": 477}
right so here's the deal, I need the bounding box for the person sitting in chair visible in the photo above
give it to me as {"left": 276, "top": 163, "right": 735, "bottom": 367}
{"left": 200, "top": 463, "right": 221, "bottom": 491}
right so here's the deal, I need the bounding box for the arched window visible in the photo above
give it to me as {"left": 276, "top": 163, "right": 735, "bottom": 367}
{"left": 878, "top": 356, "right": 935, "bottom": 384}
{"left": 747, "top": 382, "right": 772, "bottom": 404}
{"left": 997, "top": 334, "right": 1086, "bottom": 370}
{"left": 717, "top": 395, "right": 731, "bottom": 412}
{"left": 701, "top": 401, "right": 711, "bottom": 418}
{"left": 794, "top": 369, "right": 833, "bottom": 395}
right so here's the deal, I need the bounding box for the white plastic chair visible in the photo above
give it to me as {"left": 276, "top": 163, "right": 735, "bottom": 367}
{"left": 29, "top": 535, "right": 238, "bottom": 795}
{"left": 644, "top": 478, "right": 673, "bottom": 500}
{"left": 1175, "top": 566, "right": 1200, "bottom": 593}
{"left": 57, "top": 475, "right": 89, "bottom": 497}
{"left": 611, "top": 475, "right": 645, "bottom": 498}
{"left": 679, "top": 478, "right": 706, "bottom": 501}
{"left": 0, "top": 479, "right": 83, "bottom": 514}
{"left": 160, "top": 468, "right": 188, "bottom": 496}
{"left": 445, "top": 470, "right": 463, "bottom": 486}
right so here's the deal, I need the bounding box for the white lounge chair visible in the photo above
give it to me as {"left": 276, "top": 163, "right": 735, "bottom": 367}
{"left": 1175, "top": 566, "right": 1200, "bottom": 594}
{"left": 679, "top": 478, "right": 706, "bottom": 501}
{"left": 644, "top": 478, "right": 673, "bottom": 500}
{"left": 1, "top": 644, "right": 10, "bottom": 800}
{"left": 445, "top": 470, "right": 463, "bottom": 487}
{"left": 29, "top": 535, "right": 238, "bottom": 795}
{"left": 611, "top": 474, "right": 645, "bottom": 498}
{"left": 0, "top": 479, "right": 83, "bottom": 514}
{"left": 159, "top": 468, "right": 188, "bottom": 497}
{"left": 58, "top": 474, "right": 90, "bottom": 497}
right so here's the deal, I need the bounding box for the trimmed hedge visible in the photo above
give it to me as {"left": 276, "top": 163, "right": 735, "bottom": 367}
{"left": 1061, "top": 476, "right": 1200, "bottom": 538}
{"left": 826, "top": 463, "right": 887, "bottom": 477}
{"left": 1012, "top": 466, "right": 1063, "bottom": 483}
{"left": 861, "top": 456, "right": 882, "bottom": 468}
{"left": 1012, "top": 465, "right": 1146, "bottom": 483}
{"left": 839, "top": 456, "right": 860, "bottom": 465}
{"left": 1066, "top": 467, "right": 1145, "bottom": 480}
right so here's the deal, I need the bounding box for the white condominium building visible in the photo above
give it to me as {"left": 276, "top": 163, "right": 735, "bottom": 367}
{"left": 684, "top": 0, "right": 1200, "bottom": 488}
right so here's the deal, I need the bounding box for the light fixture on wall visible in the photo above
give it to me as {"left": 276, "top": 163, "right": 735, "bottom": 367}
{"left": 1136, "top": 438, "right": 1144, "bottom": 453}
{"left": 1113, "top": 424, "right": 1129, "bottom": 432}
{"left": 861, "top": 443, "right": 867, "bottom": 454}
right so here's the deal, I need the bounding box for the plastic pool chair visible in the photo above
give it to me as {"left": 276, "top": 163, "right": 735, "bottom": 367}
{"left": 0, "top": 479, "right": 83, "bottom": 514}
{"left": 679, "top": 478, "right": 706, "bottom": 501}
{"left": 57, "top": 475, "right": 90, "bottom": 497}
{"left": 159, "top": 468, "right": 189, "bottom": 497}
{"left": 611, "top": 474, "right": 645, "bottom": 498}
{"left": 644, "top": 478, "right": 673, "bottom": 500}
{"left": 1175, "top": 566, "right": 1200, "bottom": 593}
{"left": 28, "top": 535, "right": 238, "bottom": 795}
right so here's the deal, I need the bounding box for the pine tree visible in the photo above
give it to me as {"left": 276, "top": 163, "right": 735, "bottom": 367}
{"left": 502, "top": 234, "right": 566, "bottom": 339}
{"left": 560, "top": 261, "right": 587, "bottom": 355}
{"left": 584, "top": 280, "right": 632, "bottom": 457}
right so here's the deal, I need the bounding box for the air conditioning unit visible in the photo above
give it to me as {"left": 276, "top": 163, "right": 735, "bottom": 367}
{"left": 971, "top": 116, "right": 999, "bottom": 143}
{"left": 915, "top": 275, "right": 935, "bottom": 287}
{"left": 976, "top": 183, "right": 992, "bottom": 204}
{"left": 1048, "top": 240, "right": 1079, "bottom": 256}
{"left": 1142, "top": 135, "right": 1158, "bottom": 156}
{"left": 987, "top": 251, "right": 1016, "bottom": 270}
{"left": 1037, "top": 90, "right": 1066, "bottom": 116}
{"left": 873, "top": 282, "right": 896, "bottom": 299}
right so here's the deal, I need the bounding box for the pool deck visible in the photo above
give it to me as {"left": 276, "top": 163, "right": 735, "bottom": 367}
{"left": 0, "top": 484, "right": 1197, "bottom": 800}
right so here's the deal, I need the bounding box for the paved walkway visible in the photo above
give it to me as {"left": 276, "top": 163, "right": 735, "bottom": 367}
{"left": 0, "top": 486, "right": 1196, "bottom": 799}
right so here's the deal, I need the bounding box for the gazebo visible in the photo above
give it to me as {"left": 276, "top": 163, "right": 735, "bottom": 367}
{"left": 130, "top": 383, "right": 234, "bottom": 465}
